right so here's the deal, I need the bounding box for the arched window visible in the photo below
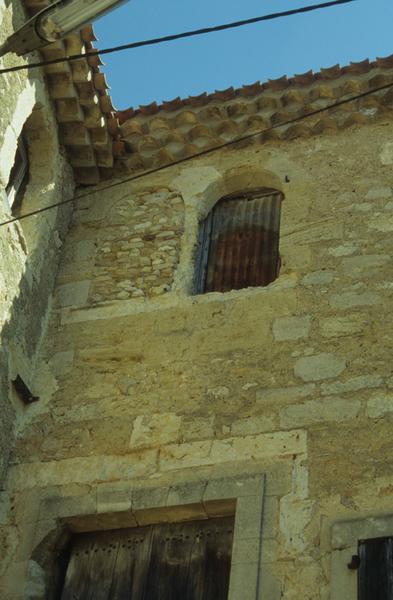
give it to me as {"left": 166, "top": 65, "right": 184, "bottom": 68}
{"left": 194, "top": 187, "right": 283, "bottom": 294}
{"left": 5, "top": 131, "right": 29, "bottom": 213}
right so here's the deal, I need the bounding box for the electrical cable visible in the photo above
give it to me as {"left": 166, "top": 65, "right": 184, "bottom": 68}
{"left": 1, "top": 76, "right": 392, "bottom": 228}
{"left": 0, "top": 0, "right": 358, "bottom": 75}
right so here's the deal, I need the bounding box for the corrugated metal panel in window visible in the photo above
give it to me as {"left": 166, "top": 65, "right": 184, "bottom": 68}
{"left": 195, "top": 188, "right": 282, "bottom": 294}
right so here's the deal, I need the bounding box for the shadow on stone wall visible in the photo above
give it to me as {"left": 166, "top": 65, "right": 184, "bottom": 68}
{"left": 0, "top": 99, "right": 74, "bottom": 487}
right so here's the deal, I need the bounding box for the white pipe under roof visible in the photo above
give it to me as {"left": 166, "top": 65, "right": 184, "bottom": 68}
{"left": 0, "top": 0, "right": 129, "bottom": 57}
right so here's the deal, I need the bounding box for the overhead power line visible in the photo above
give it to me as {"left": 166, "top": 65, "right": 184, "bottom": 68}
{"left": 0, "top": 0, "right": 358, "bottom": 75}
{"left": 1, "top": 76, "right": 391, "bottom": 229}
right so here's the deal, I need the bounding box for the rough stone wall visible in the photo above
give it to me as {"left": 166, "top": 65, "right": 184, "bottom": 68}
{"left": 58, "top": 187, "right": 185, "bottom": 305}
{"left": 1, "top": 116, "right": 393, "bottom": 598}
{"left": 0, "top": 3, "right": 74, "bottom": 485}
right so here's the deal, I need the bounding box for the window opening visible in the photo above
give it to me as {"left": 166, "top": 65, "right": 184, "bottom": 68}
{"left": 60, "top": 516, "right": 234, "bottom": 600}
{"left": 194, "top": 188, "right": 282, "bottom": 294}
{"left": 5, "top": 134, "right": 29, "bottom": 211}
{"left": 358, "top": 536, "right": 393, "bottom": 600}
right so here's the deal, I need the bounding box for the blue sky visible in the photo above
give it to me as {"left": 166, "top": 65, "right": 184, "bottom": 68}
{"left": 94, "top": 0, "right": 393, "bottom": 110}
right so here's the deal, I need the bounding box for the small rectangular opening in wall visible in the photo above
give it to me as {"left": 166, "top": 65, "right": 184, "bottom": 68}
{"left": 12, "top": 374, "right": 39, "bottom": 405}
{"left": 59, "top": 516, "right": 235, "bottom": 599}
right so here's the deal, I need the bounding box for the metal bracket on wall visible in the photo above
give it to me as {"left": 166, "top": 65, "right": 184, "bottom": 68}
{"left": 12, "top": 375, "right": 39, "bottom": 404}
{"left": 347, "top": 555, "right": 360, "bottom": 570}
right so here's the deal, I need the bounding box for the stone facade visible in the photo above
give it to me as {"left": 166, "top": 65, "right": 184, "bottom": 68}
{"left": 0, "top": 2, "right": 74, "bottom": 494}
{"left": 1, "top": 9, "right": 393, "bottom": 597}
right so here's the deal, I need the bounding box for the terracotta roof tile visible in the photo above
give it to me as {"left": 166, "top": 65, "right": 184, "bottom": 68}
{"left": 19, "top": 3, "right": 393, "bottom": 184}
{"left": 116, "top": 54, "right": 393, "bottom": 175}
{"left": 21, "top": 3, "right": 121, "bottom": 185}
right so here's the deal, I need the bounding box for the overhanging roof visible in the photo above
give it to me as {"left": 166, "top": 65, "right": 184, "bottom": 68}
{"left": 20, "top": 2, "right": 393, "bottom": 185}
{"left": 23, "top": 0, "right": 124, "bottom": 185}
{"left": 116, "top": 56, "right": 393, "bottom": 174}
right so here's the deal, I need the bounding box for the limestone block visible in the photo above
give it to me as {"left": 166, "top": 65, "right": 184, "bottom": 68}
{"left": 329, "top": 291, "right": 382, "bottom": 309}
{"left": 167, "top": 481, "right": 206, "bottom": 507}
{"left": 159, "top": 431, "right": 306, "bottom": 471}
{"left": 379, "top": 142, "right": 393, "bottom": 165}
{"left": 302, "top": 270, "right": 335, "bottom": 285}
{"left": 97, "top": 488, "right": 131, "bottom": 514}
{"left": 279, "top": 496, "right": 315, "bottom": 552}
{"left": 24, "top": 560, "right": 46, "bottom": 600}
{"left": 228, "top": 562, "right": 258, "bottom": 600}
{"left": 280, "top": 396, "right": 361, "bottom": 428}
{"left": 50, "top": 351, "right": 74, "bottom": 376}
{"left": 346, "top": 202, "right": 373, "bottom": 212}
{"left": 57, "top": 280, "right": 90, "bottom": 307}
{"left": 0, "top": 492, "right": 11, "bottom": 526}
{"left": 39, "top": 492, "right": 96, "bottom": 520}
{"left": 282, "top": 220, "right": 344, "bottom": 244}
{"left": 368, "top": 215, "right": 393, "bottom": 232}
{"left": 328, "top": 243, "right": 359, "bottom": 257}
{"left": 342, "top": 254, "right": 390, "bottom": 275}
{"left": 256, "top": 384, "right": 316, "bottom": 404}
{"left": 294, "top": 353, "right": 346, "bottom": 382}
{"left": 180, "top": 416, "right": 215, "bottom": 441}
{"left": 231, "top": 414, "right": 276, "bottom": 436}
{"left": 231, "top": 536, "right": 260, "bottom": 564}
{"left": 258, "top": 563, "right": 282, "bottom": 600}
{"left": 366, "top": 187, "right": 392, "bottom": 200}
{"left": 7, "top": 452, "right": 158, "bottom": 490}
{"left": 320, "top": 314, "right": 368, "bottom": 338}
{"left": 132, "top": 486, "right": 169, "bottom": 512}
{"left": 203, "top": 475, "right": 263, "bottom": 501}
{"left": 273, "top": 315, "right": 311, "bottom": 341}
{"left": 321, "top": 375, "right": 383, "bottom": 396}
{"left": 366, "top": 392, "right": 393, "bottom": 418}
{"left": 130, "top": 413, "right": 181, "bottom": 449}
{"left": 234, "top": 494, "right": 263, "bottom": 540}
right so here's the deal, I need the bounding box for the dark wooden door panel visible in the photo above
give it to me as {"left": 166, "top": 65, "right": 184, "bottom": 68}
{"left": 110, "top": 528, "right": 153, "bottom": 600}
{"left": 60, "top": 516, "right": 234, "bottom": 600}
{"left": 359, "top": 537, "right": 393, "bottom": 600}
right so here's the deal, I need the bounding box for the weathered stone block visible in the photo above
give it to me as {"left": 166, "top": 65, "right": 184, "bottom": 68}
{"left": 130, "top": 413, "right": 182, "bottom": 449}
{"left": 294, "top": 353, "right": 346, "bottom": 381}
{"left": 256, "top": 384, "right": 316, "bottom": 404}
{"left": 328, "top": 244, "right": 358, "bottom": 257}
{"left": 379, "top": 142, "right": 393, "bottom": 165}
{"left": 321, "top": 375, "right": 383, "bottom": 395}
{"left": 167, "top": 481, "right": 206, "bottom": 507}
{"left": 234, "top": 495, "right": 263, "bottom": 540}
{"left": 97, "top": 488, "right": 131, "bottom": 514}
{"left": 342, "top": 254, "right": 390, "bottom": 274}
{"left": 368, "top": 215, "right": 393, "bottom": 232}
{"left": 366, "top": 392, "right": 393, "bottom": 418}
{"left": 57, "top": 280, "right": 90, "bottom": 307}
{"left": 302, "top": 270, "right": 335, "bottom": 285}
{"left": 272, "top": 315, "right": 311, "bottom": 341}
{"left": 280, "top": 397, "right": 361, "bottom": 428}
{"left": 231, "top": 414, "right": 276, "bottom": 436}
{"left": 329, "top": 292, "right": 382, "bottom": 309}
{"left": 320, "top": 314, "right": 368, "bottom": 338}
{"left": 366, "top": 187, "right": 392, "bottom": 200}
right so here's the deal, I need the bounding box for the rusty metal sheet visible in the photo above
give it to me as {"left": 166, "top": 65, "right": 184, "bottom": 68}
{"left": 195, "top": 188, "right": 282, "bottom": 293}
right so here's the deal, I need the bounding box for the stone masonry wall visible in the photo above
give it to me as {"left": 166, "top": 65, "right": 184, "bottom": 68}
{"left": 0, "top": 3, "right": 74, "bottom": 487}
{"left": 1, "top": 117, "right": 393, "bottom": 599}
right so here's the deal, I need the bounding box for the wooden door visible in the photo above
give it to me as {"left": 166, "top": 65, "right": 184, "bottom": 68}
{"left": 358, "top": 537, "right": 393, "bottom": 599}
{"left": 60, "top": 516, "right": 234, "bottom": 600}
